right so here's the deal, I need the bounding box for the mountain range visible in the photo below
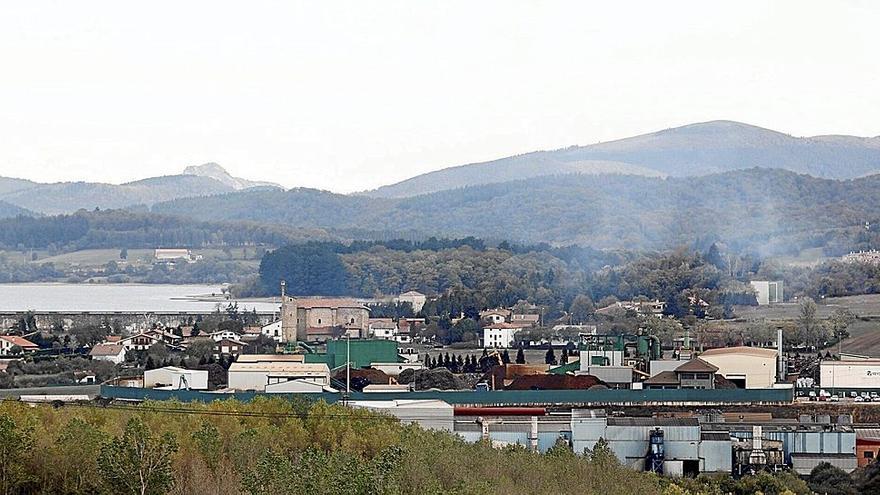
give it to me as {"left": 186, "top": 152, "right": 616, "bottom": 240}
{"left": 1, "top": 120, "right": 879, "bottom": 255}
{"left": 0, "top": 164, "right": 282, "bottom": 216}
{"left": 363, "top": 120, "right": 880, "bottom": 198}
{"left": 148, "top": 168, "right": 880, "bottom": 253}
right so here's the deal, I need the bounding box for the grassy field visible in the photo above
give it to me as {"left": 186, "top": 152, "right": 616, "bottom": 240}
{"left": 735, "top": 294, "right": 880, "bottom": 320}
{"left": 33, "top": 248, "right": 154, "bottom": 266}
{"left": 838, "top": 318, "right": 880, "bottom": 356}
{"left": 21, "top": 247, "right": 267, "bottom": 268}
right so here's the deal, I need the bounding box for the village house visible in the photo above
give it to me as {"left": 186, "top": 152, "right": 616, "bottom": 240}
{"left": 482, "top": 322, "right": 521, "bottom": 349}
{"left": 0, "top": 335, "right": 38, "bottom": 356}
{"left": 118, "top": 329, "right": 184, "bottom": 352}
{"left": 89, "top": 343, "right": 127, "bottom": 364}
{"left": 368, "top": 319, "right": 398, "bottom": 340}
{"left": 480, "top": 309, "right": 511, "bottom": 325}
{"left": 260, "top": 320, "right": 283, "bottom": 342}
{"left": 212, "top": 338, "right": 248, "bottom": 359}
{"left": 510, "top": 313, "right": 540, "bottom": 326}
{"left": 209, "top": 330, "right": 242, "bottom": 342}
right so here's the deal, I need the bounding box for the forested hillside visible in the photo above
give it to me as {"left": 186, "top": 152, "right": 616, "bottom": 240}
{"left": 0, "top": 200, "right": 35, "bottom": 219}
{"left": 0, "top": 210, "right": 335, "bottom": 251}
{"left": 366, "top": 120, "right": 880, "bottom": 197}
{"left": 152, "top": 169, "right": 880, "bottom": 255}
{"left": 255, "top": 241, "right": 761, "bottom": 321}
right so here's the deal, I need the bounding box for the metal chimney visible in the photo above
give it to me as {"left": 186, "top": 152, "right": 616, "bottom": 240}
{"left": 777, "top": 328, "right": 784, "bottom": 382}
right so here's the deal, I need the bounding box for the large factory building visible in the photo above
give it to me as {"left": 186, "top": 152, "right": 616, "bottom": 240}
{"left": 820, "top": 360, "right": 880, "bottom": 392}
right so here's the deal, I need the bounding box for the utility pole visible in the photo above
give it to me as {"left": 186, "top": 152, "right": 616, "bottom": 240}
{"left": 346, "top": 333, "right": 351, "bottom": 395}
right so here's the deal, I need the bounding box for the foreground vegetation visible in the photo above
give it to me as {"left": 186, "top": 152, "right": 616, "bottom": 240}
{"left": 0, "top": 398, "right": 827, "bottom": 495}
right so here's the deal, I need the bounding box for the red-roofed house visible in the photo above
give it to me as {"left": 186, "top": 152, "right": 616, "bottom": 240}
{"left": 0, "top": 335, "right": 38, "bottom": 355}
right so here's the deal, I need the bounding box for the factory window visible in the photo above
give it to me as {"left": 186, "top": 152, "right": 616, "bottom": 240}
{"left": 866, "top": 451, "right": 875, "bottom": 459}
{"left": 695, "top": 373, "right": 710, "bottom": 380}
{"left": 350, "top": 318, "right": 355, "bottom": 324}
{"left": 317, "top": 318, "right": 322, "bottom": 325}
{"left": 680, "top": 373, "right": 695, "bottom": 380}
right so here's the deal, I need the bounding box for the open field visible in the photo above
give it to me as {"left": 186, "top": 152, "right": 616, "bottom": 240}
{"left": 734, "top": 293, "right": 880, "bottom": 320}
{"left": 22, "top": 247, "right": 268, "bottom": 268}
{"left": 837, "top": 318, "right": 880, "bottom": 356}
{"left": 33, "top": 248, "right": 154, "bottom": 266}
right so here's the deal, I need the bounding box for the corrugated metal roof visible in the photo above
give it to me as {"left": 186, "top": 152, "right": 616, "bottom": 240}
{"left": 608, "top": 418, "right": 699, "bottom": 427}
{"left": 700, "top": 346, "right": 776, "bottom": 358}
{"left": 228, "top": 362, "right": 329, "bottom": 373}
{"left": 701, "top": 432, "right": 731, "bottom": 441}
{"left": 791, "top": 453, "right": 856, "bottom": 459}
{"left": 855, "top": 428, "right": 880, "bottom": 439}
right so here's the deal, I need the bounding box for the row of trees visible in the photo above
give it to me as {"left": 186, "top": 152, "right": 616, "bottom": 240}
{"left": 0, "top": 397, "right": 847, "bottom": 495}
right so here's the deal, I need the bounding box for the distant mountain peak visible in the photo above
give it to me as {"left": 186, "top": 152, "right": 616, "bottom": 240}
{"left": 365, "top": 120, "right": 880, "bottom": 198}
{"left": 183, "top": 163, "right": 282, "bottom": 190}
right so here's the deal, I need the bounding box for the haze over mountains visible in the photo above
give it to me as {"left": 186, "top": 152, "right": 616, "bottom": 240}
{"left": 364, "top": 120, "right": 880, "bottom": 198}
{"left": 1, "top": 120, "right": 879, "bottom": 254}
{"left": 0, "top": 164, "right": 282, "bottom": 216}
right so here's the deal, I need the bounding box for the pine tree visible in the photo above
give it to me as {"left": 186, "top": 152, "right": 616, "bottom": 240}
{"left": 423, "top": 353, "right": 431, "bottom": 368}
{"left": 516, "top": 347, "right": 526, "bottom": 364}
{"left": 560, "top": 347, "right": 569, "bottom": 365}
{"left": 545, "top": 347, "right": 557, "bottom": 365}
{"left": 501, "top": 349, "right": 510, "bottom": 364}
{"left": 430, "top": 356, "right": 437, "bottom": 369}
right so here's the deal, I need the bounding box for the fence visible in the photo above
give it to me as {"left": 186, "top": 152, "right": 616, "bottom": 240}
{"left": 99, "top": 385, "right": 793, "bottom": 405}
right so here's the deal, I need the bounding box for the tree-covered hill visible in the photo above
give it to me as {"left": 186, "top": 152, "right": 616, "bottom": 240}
{"left": 0, "top": 200, "right": 36, "bottom": 219}
{"left": 366, "top": 120, "right": 880, "bottom": 197}
{"left": 151, "top": 168, "right": 880, "bottom": 256}
{"left": 0, "top": 210, "right": 336, "bottom": 251}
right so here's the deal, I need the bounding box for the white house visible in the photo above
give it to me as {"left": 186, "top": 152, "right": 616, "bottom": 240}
{"left": 143, "top": 366, "right": 208, "bottom": 390}
{"left": 369, "top": 320, "right": 398, "bottom": 340}
{"left": 227, "top": 361, "right": 331, "bottom": 392}
{"left": 89, "top": 343, "right": 127, "bottom": 364}
{"left": 0, "top": 335, "right": 39, "bottom": 356}
{"left": 210, "top": 330, "right": 242, "bottom": 342}
{"left": 482, "top": 323, "right": 521, "bottom": 348}
{"left": 261, "top": 321, "right": 283, "bottom": 342}
{"left": 119, "top": 330, "right": 183, "bottom": 352}
{"left": 480, "top": 309, "right": 509, "bottom": 325}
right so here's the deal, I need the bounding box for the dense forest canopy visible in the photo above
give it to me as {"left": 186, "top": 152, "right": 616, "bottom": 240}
{"left": 0, "top": 210, "right": 333, "bottom": 251}
{"left": 150, "top": 168, "right": 880, "bottom": 255}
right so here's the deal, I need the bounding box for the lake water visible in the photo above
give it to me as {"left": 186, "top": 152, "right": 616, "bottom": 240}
{"left": 0, "top": 283, "right": 282, "bottom": 313}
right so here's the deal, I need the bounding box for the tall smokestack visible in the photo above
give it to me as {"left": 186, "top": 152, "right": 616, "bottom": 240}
{"left": 777, "top": 328, "right": 784, "bottom": 382}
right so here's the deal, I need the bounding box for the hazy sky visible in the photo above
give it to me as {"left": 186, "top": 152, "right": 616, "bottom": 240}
{"left": 1, "top": 1, "right": 878, "bottom": 193}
